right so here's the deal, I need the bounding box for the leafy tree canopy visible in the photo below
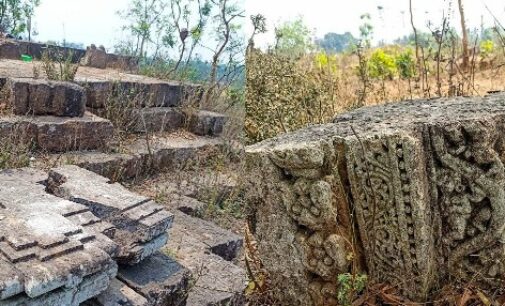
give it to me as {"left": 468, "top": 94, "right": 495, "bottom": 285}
{"left": 0, "top": 0, "right": 40, "bottom": 36}
{"left": 274, "top": 16, "right": 314, "bottom": 56}
{"left": 316, "top": 32, "right": 356, "bottom": 53}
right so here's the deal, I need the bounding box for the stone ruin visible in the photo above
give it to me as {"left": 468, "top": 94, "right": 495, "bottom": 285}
{"left": 246, "top": 92, "right": 505, "bottom": 305}
{"left": 81, "top": 44, "right": 138, "bottom": 72}
{"left": 0, "top": 57, "right": 246, "bottom": 305}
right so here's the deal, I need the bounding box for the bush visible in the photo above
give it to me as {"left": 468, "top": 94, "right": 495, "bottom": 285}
{"left": 368, "top": 49, "right": 396, "bottom": 80}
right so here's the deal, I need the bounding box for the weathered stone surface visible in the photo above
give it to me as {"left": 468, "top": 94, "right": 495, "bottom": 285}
{"left": 117, "top": 252, "right": 191, "bottom": 306}
{"left": 171, "top": 211, "right": 242, "bottom": 261}
{"left": 80, "top": 80, "right": 203, "bottom": 109}
{"left": 84, "top": 278, "right": 148, "bottom": 306}
{"left": 5, "top": 78, "right": 86, "bottom": 117}
{"left": 0, "top": 40, "right": 21, "bottom": 60}
{"left": 0, "top": 177, "right": 118, "bottom": 303}
{"left": 187, "top": 110, "right": 227, "bottom": 137}
{"left": 126, "top": 107, "right": 185, "bottom": 134}
{"left": 47, "top": 165, "right": 174, "bottom": 265}
{"left": 245, "top": 92, "right": 505, "bottom": 304}
{"left": 35, "top": 134, "right": 225, "bottom": 182}
{"left": 81, "top": 45, "right": 108, "bottom": 69}
{"left": 0, "top": 112, "right": 113, "bottom": 152}
{"left": 166, "top": 213, "right": 246, "bottom": 306}
{"left": 164, "top": 194, "right": 206, "bottom": 216}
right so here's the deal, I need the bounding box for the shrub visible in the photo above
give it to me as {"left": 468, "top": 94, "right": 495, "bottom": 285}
{"left": 368, "top": 49, "right": 396, "bottom": 80}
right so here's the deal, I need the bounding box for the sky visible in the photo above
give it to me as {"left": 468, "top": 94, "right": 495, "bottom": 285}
{"left": 30, "top": 0, "right": 505, "bottom": 52}
{"left": 245, "top": 0, "right": 505, "bottom": 48}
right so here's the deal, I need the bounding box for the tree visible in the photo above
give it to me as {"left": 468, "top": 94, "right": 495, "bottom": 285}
{"left": 316, "top": 32, "right": 355, "bottom": 53}
{"left": 274, "top": 16, "right": 313, "bottom": 56}
{"left": 457, "top": 0, "right": 469, "bottom": 69}
{"left": 0, "top": 0, "right": 40, "bottom": 36}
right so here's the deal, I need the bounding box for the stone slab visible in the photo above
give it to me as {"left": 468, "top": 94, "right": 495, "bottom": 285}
{"left": 125, "top": 107, "right": 185, "bottom": 134}
{"left": 171, "top": 211, "right": 242, "bottom": 261}
{"left": 117, "top": 252, "right": 191, "bottom": 306}
{"left": 80, "top": 80, "right": 203, "bottom": 109}
{"left": 47, "top": 165, "right": 174, "bottom": 265}
{"left": 187, "top": 110, "right": 227, "bottom": 137}
{"left": 5, "top": 78, "right": 86, "bottom": 117}
{"left": 0, "top": 112, "right": 113, "bottom": 152}
{"left": 83, "top": 278, "right": 148, "bottom": 306}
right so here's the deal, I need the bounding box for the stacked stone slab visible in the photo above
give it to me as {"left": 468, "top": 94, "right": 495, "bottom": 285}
{"left": 0, "top": 166, "right": 191, "bottom": 306}
{"left": 246, "top": 92, "right": 505, "bottom": 305}
{"left": 0, "top": 169, "right": 118, "bottom": 306}
{"left": 0, "top": 78, "right": 113, "bottom": 152}
{"left": 80, "top": 79, "right": 227, "bottom": 137}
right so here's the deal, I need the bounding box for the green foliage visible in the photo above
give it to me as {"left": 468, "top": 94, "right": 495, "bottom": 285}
{"left": 314, "top": 52, "right": 337, "bottom": 73}
{"left": 480, "top": 39, "right": 494, "bottom": 58}
{"left": 0, "top": 0, "right": 40, "bottom": 36}
{"left": 274, "top": 16, "right": 313, "bottom": 56}
{"left": 337, "top": 273, "right": 368, "bottom": 306}
{"left": 395, "top": 49, "right": 416, "bottom": 79}
{"left": 40, "top": 48, "right": 79, "bottom": 82}
{"left": 368, "top": 49, "right": 396, "bottom": 80}
{"left": 358, "top": 13, "right": 373, "bottom": 48}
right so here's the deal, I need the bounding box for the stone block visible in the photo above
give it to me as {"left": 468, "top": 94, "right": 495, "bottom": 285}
{"left": 187, "top": 110, "right": 227, "bottom": 137}
{"left": 0, "top": 40, "right": 21, "bottom": 60}
{"left": 84, "top": 278, "right": 148, "bottom": 306}
{"left": 81, "top": 45, "right": 108, "bottom": 69}
{"left": 166, "top": 217, "right": 247, "bottom": 306}
{"left": 126, "top": 107, "right": 185, "bottom": 134}
{"left": 47, "top": 165, "right": 174, "bottom": 265}
{"left": 117, "top": 252, "right": 191, "bottom": 306}
{"left": 245, "top": 92, "right": 505, "bottom": 304}
{"left": 6, "top": 78, "right": 86, "bottom": 117}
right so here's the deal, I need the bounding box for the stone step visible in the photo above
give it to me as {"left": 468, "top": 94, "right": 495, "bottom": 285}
{"left": 165, "top": 212, "right": 246, "bottom": 306}
{"left": 37, "top": 133, "right": 225, "bottom": 181}
{"left": 0, "top": 112, "right": 113, "bottom": 152}
{"left": 187, "top": 110, "right": 227, "bottom": 137}
{"left": 80, "top": 80, "right": 203, "bottom": 109}
{"left": 47, "top": 165, "right": 174, "bottom": 265}
{"left": 4, "top": 78, "right": 86, "bottom": 117}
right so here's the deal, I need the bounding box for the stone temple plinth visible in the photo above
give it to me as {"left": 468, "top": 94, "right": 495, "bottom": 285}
{"left": 246, "top": 92, "right": 505, "bottom": 305}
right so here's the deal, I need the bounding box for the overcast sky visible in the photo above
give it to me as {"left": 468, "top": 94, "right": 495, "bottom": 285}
{"left": 245, "top": 0, "right": 505, "bottom": 48}
{"left": 31, "top": 0, "right": 505, "bottom": 52}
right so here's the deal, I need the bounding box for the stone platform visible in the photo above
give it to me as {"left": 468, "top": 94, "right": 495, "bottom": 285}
{"left": 246, "top": 92, "right": 505, "bottom": 305}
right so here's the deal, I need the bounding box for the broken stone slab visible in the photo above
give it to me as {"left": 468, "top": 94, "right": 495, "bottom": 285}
{"left": 0, "top": 40, "right": 21, "bottom": 60}
{"left": 5, "top": 78, "right": 86, "bottom": 117}
{"left": 125, "top": 107, "right": 185, "bottom": 134}
{"left": 83, "top": 278, "right": 148, "bottom": 306}
{"left": 165, "top": 223, "right": 246, "bottom": 306}
{"left": 170, "top": 211, "right": 243, "bottom": 261}
{"left": 116, "top": 252, "right": 191, "bottom": 306}
{"left": 186, "top": 110, "right": 227, "bottom": 137}
{"left": 0, "top": 112, "right": 114, "bottom": 153}
{"left": 245, "top": 92, "right": 505, "bottom": 304}
{"left": 47, "top": 165, "right": 174, "bottom": 265}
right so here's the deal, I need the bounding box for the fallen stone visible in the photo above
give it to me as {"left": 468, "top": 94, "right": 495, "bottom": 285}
{"left": 83, "top": 278, "right": 148, "bottom": 306}
{"left": 187, "top": 110, "right": 227, "bottom": 137}
{"left": 166, "top": 225, "right": 246, "bottom": 306}
{"left": 245, "top": 92, "right": 505, "bottom": 304}
{"left": 81, "top": 45, "right": 108, "bottom": 69}
{"left": 5, "top": 78, "right": 86, "bottom": 117}
{"left": 47, "top": 165, "right": 174, "bottom": 265}
{"left": 170, "top": 211, "right": 242, "bottom": 261}
{"left": 117, "top": 252, "right": 191, "bottom": 306}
